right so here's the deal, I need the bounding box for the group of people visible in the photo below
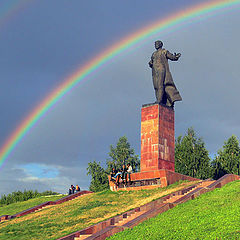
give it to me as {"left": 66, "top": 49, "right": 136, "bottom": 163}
{"left": 110, "top": 163, "right": 133, "bottom": 186}
{"left": 68, "top": 184, "right": 80, "bottom": 195}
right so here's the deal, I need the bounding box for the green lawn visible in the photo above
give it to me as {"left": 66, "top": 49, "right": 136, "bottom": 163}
{"left": 0, "top": 180, "right": 196, "bottom": 240}
{"left": 0, "top": 195, "right": 66, "bottom": 216}
{"left": 108, "top": 180, "right": 240, "bottom": 240}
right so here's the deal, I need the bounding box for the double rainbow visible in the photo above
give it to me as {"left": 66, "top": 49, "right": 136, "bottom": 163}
{"left": 0, "top": 0, "right": 240, "bottom": 168}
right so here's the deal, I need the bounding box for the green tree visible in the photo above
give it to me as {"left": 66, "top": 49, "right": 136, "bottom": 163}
{"left": 212, "top": 135, "right": 240, "bottom": 179}
{"left": 175, "top": 127, "right": 212, "bottom": 179}
{"left": 106, "top": 136, "right": 140, "bottom": 173}
{"left": 87, "top": 160, "right": 109, "bottom": 192}
{"left": 86, "top": 136, "right": 140, "bottom": 192}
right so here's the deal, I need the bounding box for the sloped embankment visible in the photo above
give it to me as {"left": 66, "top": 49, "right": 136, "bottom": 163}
{"left": 108, "top": 180, "right": 240, "bottom": 240}
{"left": 0, "top": 180, "right": 197, "bottom": 240}
{"left": 0, "top": 191, "right": 92, "bottom": 222}
{"left": 0, "top": 195, "right": 66, "bottom": 216}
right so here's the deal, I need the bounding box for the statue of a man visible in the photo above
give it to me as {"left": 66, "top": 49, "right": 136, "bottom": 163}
{"left": 149, "top": 40, "right": 182, "bottom": 108}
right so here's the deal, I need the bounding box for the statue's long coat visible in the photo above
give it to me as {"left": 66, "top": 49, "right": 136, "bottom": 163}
{"left": 149, "top": 48, "right": 182, "bottom": 104}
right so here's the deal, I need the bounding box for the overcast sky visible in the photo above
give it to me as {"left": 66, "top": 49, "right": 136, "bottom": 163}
{"left": 0, "top": 0, "right": 240, "bottom": 195}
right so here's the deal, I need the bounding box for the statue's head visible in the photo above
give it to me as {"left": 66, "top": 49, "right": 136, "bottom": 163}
{"left": 155, "top": 40, "right": 163, "bottom": 50}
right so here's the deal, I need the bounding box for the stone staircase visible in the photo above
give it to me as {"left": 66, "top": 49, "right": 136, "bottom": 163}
{"left": 57, "top": 174, "right": 240, "bottom": 240}
{"left": 116, "top": 210, "right": 147, "bottom": 226}
{"left": 163, "top": 180, "right": 215, "bottom": 204}
{"left": 73, "top": 208, "right": 149, "bottom": 240}
{"left": 64, "top": 181, "right": 212, "bottom": 240}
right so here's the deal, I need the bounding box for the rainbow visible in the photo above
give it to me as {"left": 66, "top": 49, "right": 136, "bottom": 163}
{"left": 0, "top": 0, "right": 31, "bottom": 29}
{"left": 0, "top": 0, "right": 240, "bottom": 168}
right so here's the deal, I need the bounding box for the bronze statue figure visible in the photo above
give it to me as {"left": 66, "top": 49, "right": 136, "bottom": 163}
{"left": 149, "top": 40, "right": 182, "bottom": 107}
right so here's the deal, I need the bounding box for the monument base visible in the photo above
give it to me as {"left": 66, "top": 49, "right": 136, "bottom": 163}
{"left": 108, "top": 103, "right": 198, "bottom": 191}
{"left": 141, "top": 103, "right": 175, "bottom": 172}
{"left": 108, "top": 170, "right": 199, "bottom": 191}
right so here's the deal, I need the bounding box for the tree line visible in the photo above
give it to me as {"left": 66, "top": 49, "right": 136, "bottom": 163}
{"left": 175, "top": 127, "right": 240, "bottom": 180}
{"left": 87, "top": 129, "right": 240, "bottom": 192}
{"left": 0, "top": 190, "right": 59, "bottom": 206}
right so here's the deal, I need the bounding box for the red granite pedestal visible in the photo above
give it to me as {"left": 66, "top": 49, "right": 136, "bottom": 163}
{"left": 109, "top": 103, "right": 199, "bottom": 191}
{"left": 140, "top": 103, "right": 175, "bottom": 172}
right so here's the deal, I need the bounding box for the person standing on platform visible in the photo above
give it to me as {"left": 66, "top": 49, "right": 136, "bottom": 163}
{"left": 71, "top": 185, "right": 76, "bottom": 194}
{"left": 127, "top": 163, "right": 133, "bottom": 184}
{"left": 76, "top": 185, "right": 80, "bottom": 192}
{"left": 121, "top": 165, "right": 127, "bottom": 185}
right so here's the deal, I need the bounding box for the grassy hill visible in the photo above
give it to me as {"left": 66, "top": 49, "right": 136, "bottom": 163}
{"left": 0, "top": 180, "right": 197, "bottom": 240}
{"left": 108, "top": 180, "right": 240, "bottom": 240}
{"left": 0, "top": 194, "right": 66, "bottom": 216}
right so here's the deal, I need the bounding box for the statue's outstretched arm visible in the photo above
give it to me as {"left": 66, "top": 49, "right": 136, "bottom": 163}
{"left": 166, "top": 51, "right": 181, "bottom": 61}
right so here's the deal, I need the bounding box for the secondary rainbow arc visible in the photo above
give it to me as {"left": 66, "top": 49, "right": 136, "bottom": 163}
{"left": 0, "top": 0, "right": 240, "bottom": 168}
{"left": 0, "top": 0, "right": 31, "bottom": 29}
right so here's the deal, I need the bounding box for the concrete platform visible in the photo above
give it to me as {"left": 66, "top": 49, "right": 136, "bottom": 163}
{"left": 109, "top": 169, "right": 199, "bottom": 191}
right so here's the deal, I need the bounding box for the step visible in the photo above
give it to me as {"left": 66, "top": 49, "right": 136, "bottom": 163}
{"left": 74, "top": 235, "right": 91, "bottom": 240}
{"left": 199, "top": 180, "right": 215, "bottom": 188}
{"left": 116, "top": 210, "right": 146, "bottom": 226}
{"left": 163, "top": 186, "right": 199, "bottom": 203}
{"left": 164, "top": 195, "right": 181, "bottom": 203}
{"left": 163, "top": 181, "right": 216, "bottom": 204}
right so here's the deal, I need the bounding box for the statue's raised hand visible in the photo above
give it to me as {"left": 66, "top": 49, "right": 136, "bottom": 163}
{"left": 174, "top": 52, "right": 181, "bottom": 58}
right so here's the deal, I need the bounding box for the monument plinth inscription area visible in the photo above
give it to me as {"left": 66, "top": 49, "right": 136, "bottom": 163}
{"left": 141, "top": 103, "right": 175, "bottom": 172}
